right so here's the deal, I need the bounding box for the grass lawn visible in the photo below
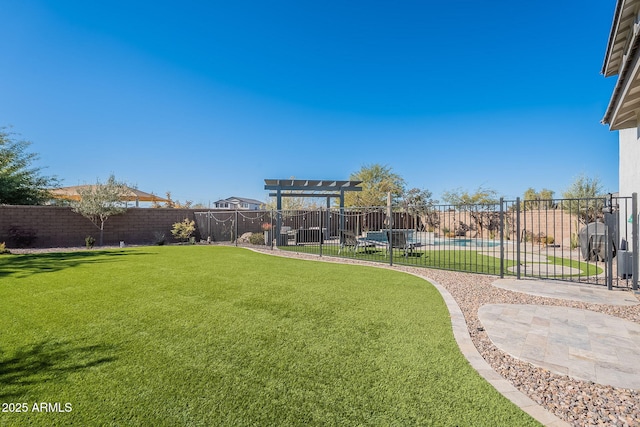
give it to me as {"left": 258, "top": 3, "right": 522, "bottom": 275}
{"left": 0, "top": 246, "right": 539, "bottom": 426}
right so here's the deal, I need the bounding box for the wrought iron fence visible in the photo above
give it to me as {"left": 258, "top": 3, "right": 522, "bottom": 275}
{"left": 195, "top": 194, "right": 639, "bottom": 290}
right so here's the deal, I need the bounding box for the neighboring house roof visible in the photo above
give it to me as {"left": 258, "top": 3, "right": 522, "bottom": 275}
{"left": 213, "top": 197, "right": 264, "bottom": 208}
{"left": 225, "top": 196, "right": 263, "bottom": 205}
{"left": 602, "top": 0, "right": 640, "bottom": 129}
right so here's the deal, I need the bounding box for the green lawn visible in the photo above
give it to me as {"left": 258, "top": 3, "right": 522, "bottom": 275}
{"left": 0, "top": 246, "right": 539, "bottom": 426}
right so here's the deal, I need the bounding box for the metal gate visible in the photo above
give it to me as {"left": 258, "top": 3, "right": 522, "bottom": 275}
{"left": 194, "top": 194, "right": 639, "bottom": 290}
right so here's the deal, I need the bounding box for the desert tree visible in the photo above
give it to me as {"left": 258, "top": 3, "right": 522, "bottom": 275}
{"left": 400, "top": 187, "right": 438, "bottom": 231}
{"left": 523, "top": 187, "right": 556, "bottom": 210}
{"left": 561, "top": 174, "right": 606, "bottom": 225}
{"left": 152, "top": 191, "right": 193, "bottom": 208}
{"left": 72, "top": 175, "right": 128, "bottom": 246}
{"left": 344, "top": 164, "right": 405, "bottom": 207}
{"left": 442, "top": 186, "right": 500, "bottom": 238}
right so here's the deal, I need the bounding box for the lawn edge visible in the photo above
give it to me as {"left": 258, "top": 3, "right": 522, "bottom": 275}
{"left": 247, "top": 246, "right": 569, "bottom": 427}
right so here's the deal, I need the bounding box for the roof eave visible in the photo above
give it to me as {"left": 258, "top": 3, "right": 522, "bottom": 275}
{"left": 602, "top": 0, "right": 626, "bottom": 75}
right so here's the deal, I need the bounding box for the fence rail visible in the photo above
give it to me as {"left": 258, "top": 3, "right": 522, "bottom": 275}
{"left": 195, "top": 195, "right": 639, "bottom": 290}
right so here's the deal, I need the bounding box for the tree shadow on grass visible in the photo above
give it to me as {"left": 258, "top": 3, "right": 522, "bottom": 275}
{"left": 0, "top": 250, "right": 152, "bottom": 279}
{"left": 0, "top": 340, "right": 118, "bottom": 400}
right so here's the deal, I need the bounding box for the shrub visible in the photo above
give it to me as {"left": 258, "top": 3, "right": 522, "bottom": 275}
{"left": 249, "top": 232, "right": 265, "bottom": 245}
{"left": 546, "top": 235, "right": 555, "bottom": 245}
{"left": 8, "top": 226, "right": 37, "bottom": 248}
{"left": 85, "top": 236, "right": 96, "bottom": 249}
{"left": 0, "top": 242, "right": 10, "bottom": 255}
{"left": 153, "top": 232, "right": 166, "bottom": 246}
{"left": 171, "top": 219, "right": 195, "bottom": 242}
{"left": 570, "top": 233, "right": 579, "bottom": 250}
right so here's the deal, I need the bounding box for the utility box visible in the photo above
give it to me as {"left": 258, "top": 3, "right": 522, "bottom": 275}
{"left": 618, "top": 250, "right": 633, "bottom": 279}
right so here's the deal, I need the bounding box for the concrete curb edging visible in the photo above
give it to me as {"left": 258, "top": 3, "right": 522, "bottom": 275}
{"left": 406, "top": 274, "right": 570, "bottom": 427}
{"left": 247, "top": 248, "right": 569, "bottom": 426}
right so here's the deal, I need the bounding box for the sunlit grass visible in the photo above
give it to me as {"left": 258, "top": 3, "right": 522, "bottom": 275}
{"left": 0, "top": 246, "right": 539, "bottom": 426}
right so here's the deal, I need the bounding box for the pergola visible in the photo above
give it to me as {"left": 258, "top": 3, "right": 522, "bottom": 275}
{"left": 264, "top": 179, "right": 362, "bottom": 209}
{"left": 264, "top": 179, "right": 363, "bottom": 240}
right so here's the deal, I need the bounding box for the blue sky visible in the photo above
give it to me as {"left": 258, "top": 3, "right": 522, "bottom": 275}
{"left": 1, "top": 1, "right": 620, "bottom": 206}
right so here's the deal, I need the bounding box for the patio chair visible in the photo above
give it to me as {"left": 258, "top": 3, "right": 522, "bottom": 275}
{"left": 339, "top": 230, "right": 375, "bottom": 254}
{"left": 363, "top": 231, "right": 390, "bottom": 255}
{"left": 387, "top": 230, "right": 422, "bottom": 257}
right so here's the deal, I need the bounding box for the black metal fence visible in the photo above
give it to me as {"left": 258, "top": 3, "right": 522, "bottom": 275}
{"left": 195, "top": 194, "right": 639, "bottom": 290}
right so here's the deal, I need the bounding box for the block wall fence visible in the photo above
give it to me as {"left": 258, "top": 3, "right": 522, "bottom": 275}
{"left": 0, "top": 206, "right": 202, "bottom": 248}
{"left": 0, "top": 205, "right": 578, "bottom": 249}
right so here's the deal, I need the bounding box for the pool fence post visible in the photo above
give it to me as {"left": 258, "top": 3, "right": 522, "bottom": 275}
{"left": 606, "top": 194, "right": 614, "bottom": 291}
{"left": 516, "top": 197, "right": 521, "bottom": 280}
{"left": 388, "top": 192, "right": 393, "bottom": 266}
{"left": 319, "top": 209, "right": 323, "bottom": 258}
{"left": 270, "top": 210, "right": 274, "bottom": 250}
{"left": 276, "top": 189, "right": 282, "bottom": 247}
{"left": 499, "top": 198, "right": 504, "bottom": 278}
{"left": 633, "top": 193, "right": 638, "bottom": 292}
{"left": 235, "top": 210, "right": 238, "bottom": 247}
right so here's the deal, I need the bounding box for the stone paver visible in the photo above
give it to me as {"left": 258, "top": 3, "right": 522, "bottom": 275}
{"left": 479, "top": 303, "right": 640, "bottom": 390}
{"left": 493, "top": 278, "right": 639, "bottom": 306}
{"left": 506, "top": 264, "right": 583, "bottom": 276}
{"left": 426, "top": 281, "right": 570, "bottom": 426}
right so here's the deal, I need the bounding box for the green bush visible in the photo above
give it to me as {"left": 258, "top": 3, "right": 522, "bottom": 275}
{"left": 0, "top": 242, "right": 10, "bottom": 255}
{"left": 171, "top": 219, "right": 195, "bottom": 242}
{"left": 85, "top": 236, "right": 96, "bottom": 249}
{"left": 249, "top": 232, "right": 265, "bottom": 245}
{"left": 570, "top": 233, "right": 579, "bottom": 249}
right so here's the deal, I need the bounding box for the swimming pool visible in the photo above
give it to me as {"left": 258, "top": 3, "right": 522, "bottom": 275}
{"left": 431, "top": 238, "right": 501, "bottom": 248}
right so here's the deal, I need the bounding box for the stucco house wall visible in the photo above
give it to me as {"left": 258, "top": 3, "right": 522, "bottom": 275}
{"left": 619, "top": 128, "right": 640, "bottom": 198}
{"left": 602, "top": 0, "right": 640, "bottom": 252}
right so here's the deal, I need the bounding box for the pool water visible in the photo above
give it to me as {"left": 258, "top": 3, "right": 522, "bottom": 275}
{"left": 432, "top": 238, "right": 501, "bottom": 248}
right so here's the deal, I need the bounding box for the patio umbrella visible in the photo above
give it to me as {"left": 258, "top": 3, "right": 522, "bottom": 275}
{"left": 50, "top": 185, "right": 170, "bottom": 207}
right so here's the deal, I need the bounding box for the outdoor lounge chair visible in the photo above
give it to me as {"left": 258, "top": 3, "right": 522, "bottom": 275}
{"left": 387, "top": 230, "right": 423, "bottom": 257}
{"left": 363, "top": 231, "right": 390, "bottom": 255}
{"left": 338, "top": 230, "right": 375, "bottom": 254}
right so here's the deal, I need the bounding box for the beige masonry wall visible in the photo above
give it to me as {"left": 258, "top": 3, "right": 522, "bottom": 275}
{"left": 435, "top": 209, "right": 578, "bottom": 247}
